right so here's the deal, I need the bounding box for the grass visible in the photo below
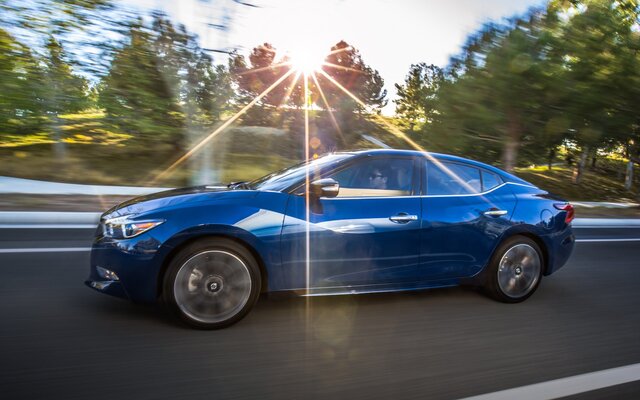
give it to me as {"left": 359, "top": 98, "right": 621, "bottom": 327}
{"left": 513, "top": 163, "right": 639, "bottom": 202}
{"left": 0, "top": 110, "right": 131, "bottom": 148}
{"left": 1, "top": 113, "right": 638, "bottom": 208}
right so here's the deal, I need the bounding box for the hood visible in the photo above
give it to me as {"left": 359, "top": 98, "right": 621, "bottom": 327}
{"left": 102, "top": 185, "right": 255, "bottom": 219}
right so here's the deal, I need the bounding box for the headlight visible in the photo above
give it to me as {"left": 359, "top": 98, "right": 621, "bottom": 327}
{"left": 102, "top": 215, "right": 165, "bottom": 239}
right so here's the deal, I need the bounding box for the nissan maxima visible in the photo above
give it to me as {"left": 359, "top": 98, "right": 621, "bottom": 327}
{"left": 86, "top": 149, "right": 575, "bottom": 329}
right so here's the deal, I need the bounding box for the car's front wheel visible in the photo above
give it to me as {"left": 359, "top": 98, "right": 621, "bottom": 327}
{"left": 484, "top": 236, "right": 543, "bottom": 303}
{"left": 163, "top": 238, "right": 261, "bottom": 329}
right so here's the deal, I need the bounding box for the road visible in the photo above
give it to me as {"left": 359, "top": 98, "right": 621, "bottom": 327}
{"left": 0, "top": 226, "right": 639, "bottom": 399}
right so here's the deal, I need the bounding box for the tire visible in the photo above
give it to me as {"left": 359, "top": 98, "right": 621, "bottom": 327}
{"left": 162, "top": 238, "right": 262, "bottom": 329}
{"left": 484, "top": 236, "right": 543, "bottom": 303}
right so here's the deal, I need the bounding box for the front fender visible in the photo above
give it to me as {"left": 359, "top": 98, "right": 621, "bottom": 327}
{"left": 147, "top": 194, "right": 289, "bottom": 299}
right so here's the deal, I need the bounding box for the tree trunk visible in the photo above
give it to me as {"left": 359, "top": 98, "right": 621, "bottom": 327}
{"left": 624, "top": 161, "right": 634, "bottom": 190}
{"left": 572, "top": 146, "right": 589, "bottom": 184}
{"left": 547, "top": 148, "right": 555, "bottom": 171}
{"left": 591, "top": 153, "right": 597, "bottom": 169}
{"left": 502, "top": 111, "right": 521, "bottom": 172}
{"left": 52, "top": 114, "right": 66, "bottom": 161}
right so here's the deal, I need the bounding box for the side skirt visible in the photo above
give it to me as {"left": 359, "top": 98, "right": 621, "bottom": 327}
{"left": 274, "top": 279, "right": 462, "bottom": 297}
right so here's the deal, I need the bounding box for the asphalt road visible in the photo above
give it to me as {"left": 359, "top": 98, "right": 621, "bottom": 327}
{"left": 0, "top": 227, "right": 639, "bottom": 400}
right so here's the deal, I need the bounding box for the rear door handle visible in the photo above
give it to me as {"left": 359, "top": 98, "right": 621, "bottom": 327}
{"left": 483, "top": 209, "right": 508, "bottom": 217}
{"left": 389, "top": 213, "right": 418, "bottom": 223}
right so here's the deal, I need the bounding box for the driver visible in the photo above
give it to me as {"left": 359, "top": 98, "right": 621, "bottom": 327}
{"left": 369, "top": 168, "right": 388, "bottom": 189}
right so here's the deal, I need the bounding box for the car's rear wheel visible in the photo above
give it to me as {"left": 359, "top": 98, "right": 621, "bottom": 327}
{"left": 163, "top": 238, "right": 261, "bottom": 329}
{"left": 484, "top": 236, "right": 543, "bottom": 303}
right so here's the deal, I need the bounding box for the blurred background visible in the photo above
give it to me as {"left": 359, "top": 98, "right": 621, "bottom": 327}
{"left": 0, "top": 0, "right": 639, "bottom": 212}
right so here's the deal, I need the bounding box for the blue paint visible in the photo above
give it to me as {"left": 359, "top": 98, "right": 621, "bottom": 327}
{"left": 86, "top": 150, "right": 574, "bottom": 304}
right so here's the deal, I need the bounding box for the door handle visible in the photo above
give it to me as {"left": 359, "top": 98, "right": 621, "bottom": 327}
{"left": 483, "top": 209, "right": 508, "bottom": 217}
{"left": 389, "top": 213, "right": 418, "bottom": 223}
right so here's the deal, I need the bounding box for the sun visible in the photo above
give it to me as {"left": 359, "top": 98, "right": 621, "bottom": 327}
{"left": 287, "top": 46, "right": 327, "bottom": 73}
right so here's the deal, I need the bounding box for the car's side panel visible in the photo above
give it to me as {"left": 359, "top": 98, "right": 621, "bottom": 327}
{"left": 508, "top": 186, "right": 575, "bottom": 275}
{"left": 90, "top": 191, "right": 290, "bottom": 303}
{"left": 279, "top": 194, "right": 422, "bottom": 290}
{"left": 419, "top": 184, "right": 518, "bottom": 280}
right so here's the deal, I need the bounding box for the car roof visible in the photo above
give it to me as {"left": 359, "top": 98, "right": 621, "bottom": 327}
{"left": 342, "top": 149, "right": 533, "bottom": 186}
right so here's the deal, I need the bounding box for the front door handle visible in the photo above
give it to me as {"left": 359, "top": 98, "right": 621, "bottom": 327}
{"left": 389, "top": 213, "right": 418, "bottom": 223}
{"left": 484, "top": 209, "right": 508, "bottom": 217}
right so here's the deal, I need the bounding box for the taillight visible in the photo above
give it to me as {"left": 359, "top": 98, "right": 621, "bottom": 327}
{"left": 554, "top": 203, "right": 575, "bottom": 224}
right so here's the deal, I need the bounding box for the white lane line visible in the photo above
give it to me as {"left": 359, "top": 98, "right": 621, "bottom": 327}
{"left": 576, "top": 238, "right": 640, "bottom": 243}
{"left": 0, "top": 224, "right": 97, "bottom": 229}
{"left": 574, "top": 226, "right": 640, "bottom": 229}
{"left": 460, "top": 363, "right": 640, "bottom": 400}
{"left": 0, "top": 247, "right": 91, "bottom": 254}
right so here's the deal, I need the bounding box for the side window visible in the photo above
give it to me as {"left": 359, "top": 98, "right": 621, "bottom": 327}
{"left": 481, "top": 170, "right": 502, "bottom": 191}
{"left": 328, "top": 157, "right": 414, "bottom": 197}
{"left": 426, "top": 161, "right": 481, "bottom": 195}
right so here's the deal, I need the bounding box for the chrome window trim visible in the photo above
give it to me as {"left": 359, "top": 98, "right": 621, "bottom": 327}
{"left": 319, "top": 181, "right": 536, "bottom": 200}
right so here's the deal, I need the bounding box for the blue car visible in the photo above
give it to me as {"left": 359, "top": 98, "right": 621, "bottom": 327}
{"left": 86, "top": 149, "right": 575, "bottom": 329}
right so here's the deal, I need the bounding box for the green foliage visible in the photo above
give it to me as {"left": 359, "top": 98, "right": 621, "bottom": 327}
{"left": 98, "top": 20, "right": 183, "bottom": 145}
{"left": 319, "top": 40, "right": 387, "bottom": 114}
{"left": 394, "top": 64, "right": 444, "bottom": 130}
{"left": 400, "top": 0, "right": 640, "bottom": 179}
{"left": 43, "top": 37, "right": 90, "bottom": 116}
{"left": 0, "top": 28, "right": 47, "bottom": 136}
{"left": 98, "top": 14, "right": 234, "bottom": 150}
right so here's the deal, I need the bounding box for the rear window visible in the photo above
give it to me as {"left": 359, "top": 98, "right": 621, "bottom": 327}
{"left": 426, "top": 162, "right": 481, "bottom": 195}
{"left": 481, "top": 171, "right": 502, "bottom": 191}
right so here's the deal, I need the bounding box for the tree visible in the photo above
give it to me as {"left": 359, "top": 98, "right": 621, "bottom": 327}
{"left": 394, "top": 63, "right": 444, "bottom": 131}
{"left": 42, "top": 36, "right": 90, "bottom": 159}
{"left": 556, "top": 0, "right": 640, "bottom": 183}
{"left": 98, "top": 19, "right": 184, "bottom": 148}
{"left": 0, "top": 28, "right": 46, "bottom": 136}
{"left": 0, "top": 0, "right": 117, "bottom": 77}
{"left": 427, "top": 7, "right": 566, "bottom": 171}
{"left": 315, "top": 40, "right": 387, "bottom": 144}
{"left": 99, "top": 15, "right": 234, "bottom": 151}
{"left": 319, "top": 40, "right": 387, "bottom": 113}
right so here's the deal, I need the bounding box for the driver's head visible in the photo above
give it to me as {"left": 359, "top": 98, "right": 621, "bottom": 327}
{"left": 369, "top": 168, "right": 388, "bottom": 189}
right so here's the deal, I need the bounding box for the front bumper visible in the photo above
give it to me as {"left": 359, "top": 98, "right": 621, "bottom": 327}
{"left": 85, "top": 279, "right": 130, "bottom": 300}
{"left": 86, "top": 234, "right": 166, "bottom": 303}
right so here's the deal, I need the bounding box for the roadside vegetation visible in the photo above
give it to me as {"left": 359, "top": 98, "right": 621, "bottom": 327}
{"left": 1, "top": 0, "right": 639, "bottom": 205}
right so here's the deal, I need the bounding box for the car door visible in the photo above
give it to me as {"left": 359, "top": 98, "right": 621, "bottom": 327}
{"left": 419, "top": 159, "right": 517, "bottom": 280}
{"left": 280, "top": 155, "right": 422, "bottom": 291}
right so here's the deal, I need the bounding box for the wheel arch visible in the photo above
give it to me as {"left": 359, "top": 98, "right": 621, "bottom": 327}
{"left": 155, "top": 228, "right": 270, "bottom": 300}
{"left": 496, "top": 227, "right": 550, "bottom": 275}
{"left": 468, "top": 226, "right": 550, "bottom": 286}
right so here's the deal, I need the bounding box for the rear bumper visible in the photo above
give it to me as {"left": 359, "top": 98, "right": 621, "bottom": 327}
{"left": 545, "top": 228, "right": 575, "bottom": 275}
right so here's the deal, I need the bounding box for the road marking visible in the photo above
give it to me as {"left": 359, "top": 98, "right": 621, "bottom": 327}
{"left": 0, "top": 224, "right": 97, "bottom": 229}
{"left": 0, "top": 247, "right": 91, "bottom": 254}
{"left": 460, "top": 363, "right": 640, "bottom": 400}
{"left": 576, "top": 238, "right": 640, "bottom": 243}
{"left": 574, "top": 226, "right": 640, "bottom": 229}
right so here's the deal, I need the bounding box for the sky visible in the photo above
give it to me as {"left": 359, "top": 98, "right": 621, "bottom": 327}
{"left": 126, "top": 0, "right": 547, "bottom": 114}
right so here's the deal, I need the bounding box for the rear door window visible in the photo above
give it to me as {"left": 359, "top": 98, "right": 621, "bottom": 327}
{"left": 481, "top": 170, "right": 502, "bottom": 191}
{"left": 426, "top": 161, "right": 481, "bottom": 195}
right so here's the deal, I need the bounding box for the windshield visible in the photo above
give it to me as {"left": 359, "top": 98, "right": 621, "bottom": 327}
{"left": 249, "top": 153, "right": 352, "bottom": 192}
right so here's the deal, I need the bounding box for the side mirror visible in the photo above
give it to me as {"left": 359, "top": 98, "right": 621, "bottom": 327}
{"left": 310, "top": 178, "right": 339, "bottom": 198}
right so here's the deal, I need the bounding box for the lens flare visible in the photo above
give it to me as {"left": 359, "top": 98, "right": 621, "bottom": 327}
{"left": 150, "top": 68, "right": 296, "bottom": 184}
{"left": 289, "top": 48, "right": 325, "bottom": 73}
